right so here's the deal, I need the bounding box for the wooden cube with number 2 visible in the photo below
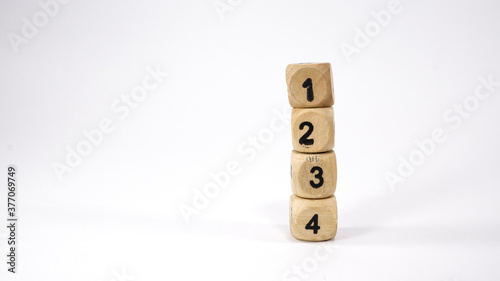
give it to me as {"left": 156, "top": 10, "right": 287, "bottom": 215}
{"left": 291, "top": 107, "right": 334, "bottom": 153}
{"left": 290, "top": 195, "right": 338, "bottom": 241}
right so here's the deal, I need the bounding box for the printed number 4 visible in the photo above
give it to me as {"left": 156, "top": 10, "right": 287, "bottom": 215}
{"left": 305, "top": 214, "right": 320, "bottom": 234}
{"left": 303, "top": 78, "right": 313, "bottom": 102}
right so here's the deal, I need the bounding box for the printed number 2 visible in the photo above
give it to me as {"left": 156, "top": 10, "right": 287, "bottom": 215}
{"left": 299, "top": 122, "right": 314, "bottom": 145}
{"left": 310, "top": 166, "right": 324, "bottom": 188}
{"left": 305, "top": 214, "right": 320, "bottom": 234}
{"left": 303, "top": 78, "right": 313, "bottom": 102}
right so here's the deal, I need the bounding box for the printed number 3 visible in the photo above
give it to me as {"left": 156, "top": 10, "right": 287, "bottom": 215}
{"left": 303, "top": 78, "right": 313, "bottom": 102}
{"left": 310, "top": 166, "right": 324, "bottom": 188}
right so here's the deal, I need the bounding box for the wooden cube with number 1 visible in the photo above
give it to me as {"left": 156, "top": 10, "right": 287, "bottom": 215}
{"left": 286, "top": 63, "right": 334, "bottom": 108}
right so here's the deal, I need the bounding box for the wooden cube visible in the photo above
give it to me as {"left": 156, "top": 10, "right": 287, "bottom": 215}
{"left": 291, "top": 107, "right": 334, "bottom": 153}
{"left": 289, "top": 195, "right": 337, "bottom": 241}
{"left": 291, "top": 150, "right": 337, "bottom": 199}
{"left": 286, "top": 63, "right": 334, "bottom": 108}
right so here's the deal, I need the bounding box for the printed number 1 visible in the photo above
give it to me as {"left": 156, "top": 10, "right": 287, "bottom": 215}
{"left": 303, "top": 78, "right": 313, "bottom": 102}
{"left": 305, "top": 214, "right": 320, "bottom": 234}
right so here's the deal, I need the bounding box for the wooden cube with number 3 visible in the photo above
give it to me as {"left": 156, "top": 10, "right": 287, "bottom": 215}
{"left": 291, "top": 107, "right": 334, "bottom": 153}
{"left": 291, "top": 150, "right": 337, "bottom": 199}
{"left": 290, "top": 195, "right": 337, "bottom": 241}
{"left": 286, "top": 63, "right": 334, "bottom": 108}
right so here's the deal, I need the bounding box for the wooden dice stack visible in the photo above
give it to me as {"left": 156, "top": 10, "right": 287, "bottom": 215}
{"left": 286, "top": 63, "right": 338, "bottom": 241}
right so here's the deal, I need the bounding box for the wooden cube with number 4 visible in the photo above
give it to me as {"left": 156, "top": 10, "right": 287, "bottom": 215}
{"left": 286, "top": 63, "right": 334, "bottom": 108}
{"left": 291, "top": 107, "right": 334, "bottom": 153}
{"left": 290, "top": 195, "right": 337, "bottom": 241}
{"left": 291, "top": 150, "right": 337, "bottom": 199}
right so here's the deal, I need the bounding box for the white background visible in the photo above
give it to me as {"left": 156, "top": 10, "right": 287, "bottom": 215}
{"left": 1, "top": 0, "right": 500, "bottom": 280}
